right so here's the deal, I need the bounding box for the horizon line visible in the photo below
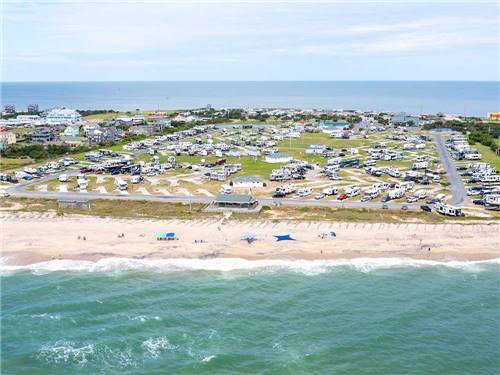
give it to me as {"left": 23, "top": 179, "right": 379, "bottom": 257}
{"left": 2, "top": 79, "right": 499, "bottom": 83}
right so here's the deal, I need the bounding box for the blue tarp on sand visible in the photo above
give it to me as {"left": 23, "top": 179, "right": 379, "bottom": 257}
{"left": 274, "top": 234, "right": 295, "bottom": 241}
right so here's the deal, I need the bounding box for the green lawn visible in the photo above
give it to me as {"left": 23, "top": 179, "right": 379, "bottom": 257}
{"left": 0, "top": 157, "right": 34, "bottom": 171}
{"left": 475, "top": 144, "right": 500, "bottom": 170}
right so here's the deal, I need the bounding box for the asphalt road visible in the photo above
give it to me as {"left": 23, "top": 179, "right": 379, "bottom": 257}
{"left": 434, "top": 133, "right": 468, "bottom": 206}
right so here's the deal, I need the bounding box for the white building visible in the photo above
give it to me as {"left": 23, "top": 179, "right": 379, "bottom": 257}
{"left": 265, "top": 152, "right": 292, "bottom": 164}
{"left": 232, "top": 176, "right": 265, "bottom": 188}
{"left": 45, "top": 108, "right": 82, "bottom": 124}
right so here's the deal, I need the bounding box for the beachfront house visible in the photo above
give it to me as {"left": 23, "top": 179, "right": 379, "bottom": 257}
{"left": 63, "top": 125, "right": 80, "bottom": 137}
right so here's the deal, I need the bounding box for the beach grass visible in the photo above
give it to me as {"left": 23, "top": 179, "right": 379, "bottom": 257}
{"left": 5, "top": 197, "right": 499, "bottom": 223}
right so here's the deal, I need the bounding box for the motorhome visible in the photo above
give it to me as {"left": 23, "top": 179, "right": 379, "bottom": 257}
{"left": 115, "top": 178, "right": 128, "bottom": 191}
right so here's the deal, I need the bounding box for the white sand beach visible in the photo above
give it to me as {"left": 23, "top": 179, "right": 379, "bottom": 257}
{"left": 1, "top": 213, "right": 498, "bottom": 265}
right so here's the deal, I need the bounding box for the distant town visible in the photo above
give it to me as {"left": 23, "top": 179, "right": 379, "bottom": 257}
{"left": 1, "top": 104, "right": 499, "bottom": 219}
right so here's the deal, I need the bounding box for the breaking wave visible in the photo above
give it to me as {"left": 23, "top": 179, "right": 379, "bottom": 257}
{"left": 1, "top": 257, "right": 499, "bottom": 275}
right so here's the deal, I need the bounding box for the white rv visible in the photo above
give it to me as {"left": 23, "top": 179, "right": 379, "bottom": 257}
{"left": 322, "top": 187, "right": 339, "bottom": 196}
{"left": 115, "top": 178, "right": 128, "bottom": 191}
{"left": 387, "top": 187, "right": 405, "bottom": 200}
{"left": 435, "top": 203, "right": 464, "bottom": 217}
{"left": 345, "top": 186, "right": 361, "bottom": 198}
{"left": 297, "top": 187, "right": 312, "bottom": 197}
{"left": 412, "top": 161, "right": 428, "bottom": 170}
{"left": 484, "top": 194, "right": 500, "bottom": 210}
{"left": 77, "top": 177, "right": 88, "bottom": 190}
{"left": 58, "top": 174, "right": 70, "bottom": 182}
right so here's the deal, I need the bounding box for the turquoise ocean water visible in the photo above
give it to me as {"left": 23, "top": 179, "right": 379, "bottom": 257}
{"left": 1, "top": 258, "right": 499, "bottom": 374}
{"left": 2, "top": 81, "right": 499, "bottom": 116}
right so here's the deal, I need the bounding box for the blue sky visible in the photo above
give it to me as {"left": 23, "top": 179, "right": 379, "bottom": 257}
{"left": 2, "top": 0, "right": 499, "bottom": 81}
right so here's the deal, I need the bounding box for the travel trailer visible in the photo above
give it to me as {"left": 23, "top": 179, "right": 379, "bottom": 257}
{"left": 297, "top": 187, "right": 312, "bottom": 197}
{"left": 345, "top": 186, "right": 361, "bottom": 198}
{"left": 131, "top": 175, "right": 143, "bottom": 184}
{"left": 58, "top": 174, "right": 69, "bottom": 182}
{"left": 322, "top": 187, "right": 338, "bottom": 196}
{"left": 434, "top": 203, "right": 464, "bottom": 217}
{"left": 77, "top": 177, "right": 88, "bottom": 190}
{"left": 115, "top": 178, "right": 128, "bottom": 191}
{"left": 484, "top": 194, "right": 500, "bottom": 210}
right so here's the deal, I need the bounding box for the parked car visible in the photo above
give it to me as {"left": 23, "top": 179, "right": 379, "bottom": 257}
{"left": 337, "top": 194, "right": 348, "bottom": 201}
{"left": 401, "top": 205, "right": 409, "bottom": 211}
{"left": 472, "top": 199, "right": 485, "bottom": 206}
{"left": 420, "top": 205, "right": 432, "bottom": 212}
{"left": 382, "top": 203, "right": 389, "bottom": 209}
{"left": 314, "top": 193, "right": 326, "bottom": 200}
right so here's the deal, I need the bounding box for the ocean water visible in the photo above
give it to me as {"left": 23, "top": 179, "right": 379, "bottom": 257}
{"left": 1, "top": 81, "right": 499, "bottom": 116}
{"left": 1, "top": 258, "right": 499, "bottom": 374}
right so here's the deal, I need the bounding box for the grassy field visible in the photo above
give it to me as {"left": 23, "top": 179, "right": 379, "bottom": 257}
{"left": 0, "top": 157, "right": 34, "bottom": 171}
{"left": 475, "top": 144, "right": 500, "bottom": 170}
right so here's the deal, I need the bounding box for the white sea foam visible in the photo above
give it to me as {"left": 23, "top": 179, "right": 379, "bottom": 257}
{"left": 1, "top": 257, "right": 499, "bottom": 275}
{"left": 201, "top": 355, "right": 216, "bottom": 363}
{"left": 30, "top": 313, "right": 62, "bottom": 320}
{"left": 141, "top": 337, "right": 176, "bottom": 358}
{"left": 36, "top": 340, "right": 95, "bottom": 366}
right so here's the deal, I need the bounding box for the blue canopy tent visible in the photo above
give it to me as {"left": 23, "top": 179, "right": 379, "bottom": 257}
{"left": 155, "top": 231, "right": 166, "bottom": 240}
{"left": 156, "top": 232, "right": 178, "bottom": 241}
{"left": 242, "top": 233, "right": 257, "bottom": 243}
{"left": 274, "top": 234, "right": 295, "bottom": 241}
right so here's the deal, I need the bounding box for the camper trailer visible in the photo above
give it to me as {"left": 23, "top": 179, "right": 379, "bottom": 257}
{"left": 115, "top": 178, "right": 128, "bottom": 191}
{"left": 387, "top": 187, "right": 406, "bottom": 200}
{"left": 345, "top": 186, "right": 361, "bottom": 198}
{"left": 435, "top": 203, "right": 464, "bottom": 217}
{"left": 484, "top": 194, "right": 500, "bottom": 210}
{"left": 77, "top": 177, "right": 88, "bottom": 190}
{"left": 131, "top": 175, "right": 143, "bottom": 184}
{"left": 412, "top": 161, "right": 428, "bottom": 170}
{"left": 58, "top": 174, "right": 70, "bottom": 182}
{"left": 297, "top": 187, "right": 312, "bottom": 197}
{"left": 322, "top": 187, "right": 338, "bottom": 196}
